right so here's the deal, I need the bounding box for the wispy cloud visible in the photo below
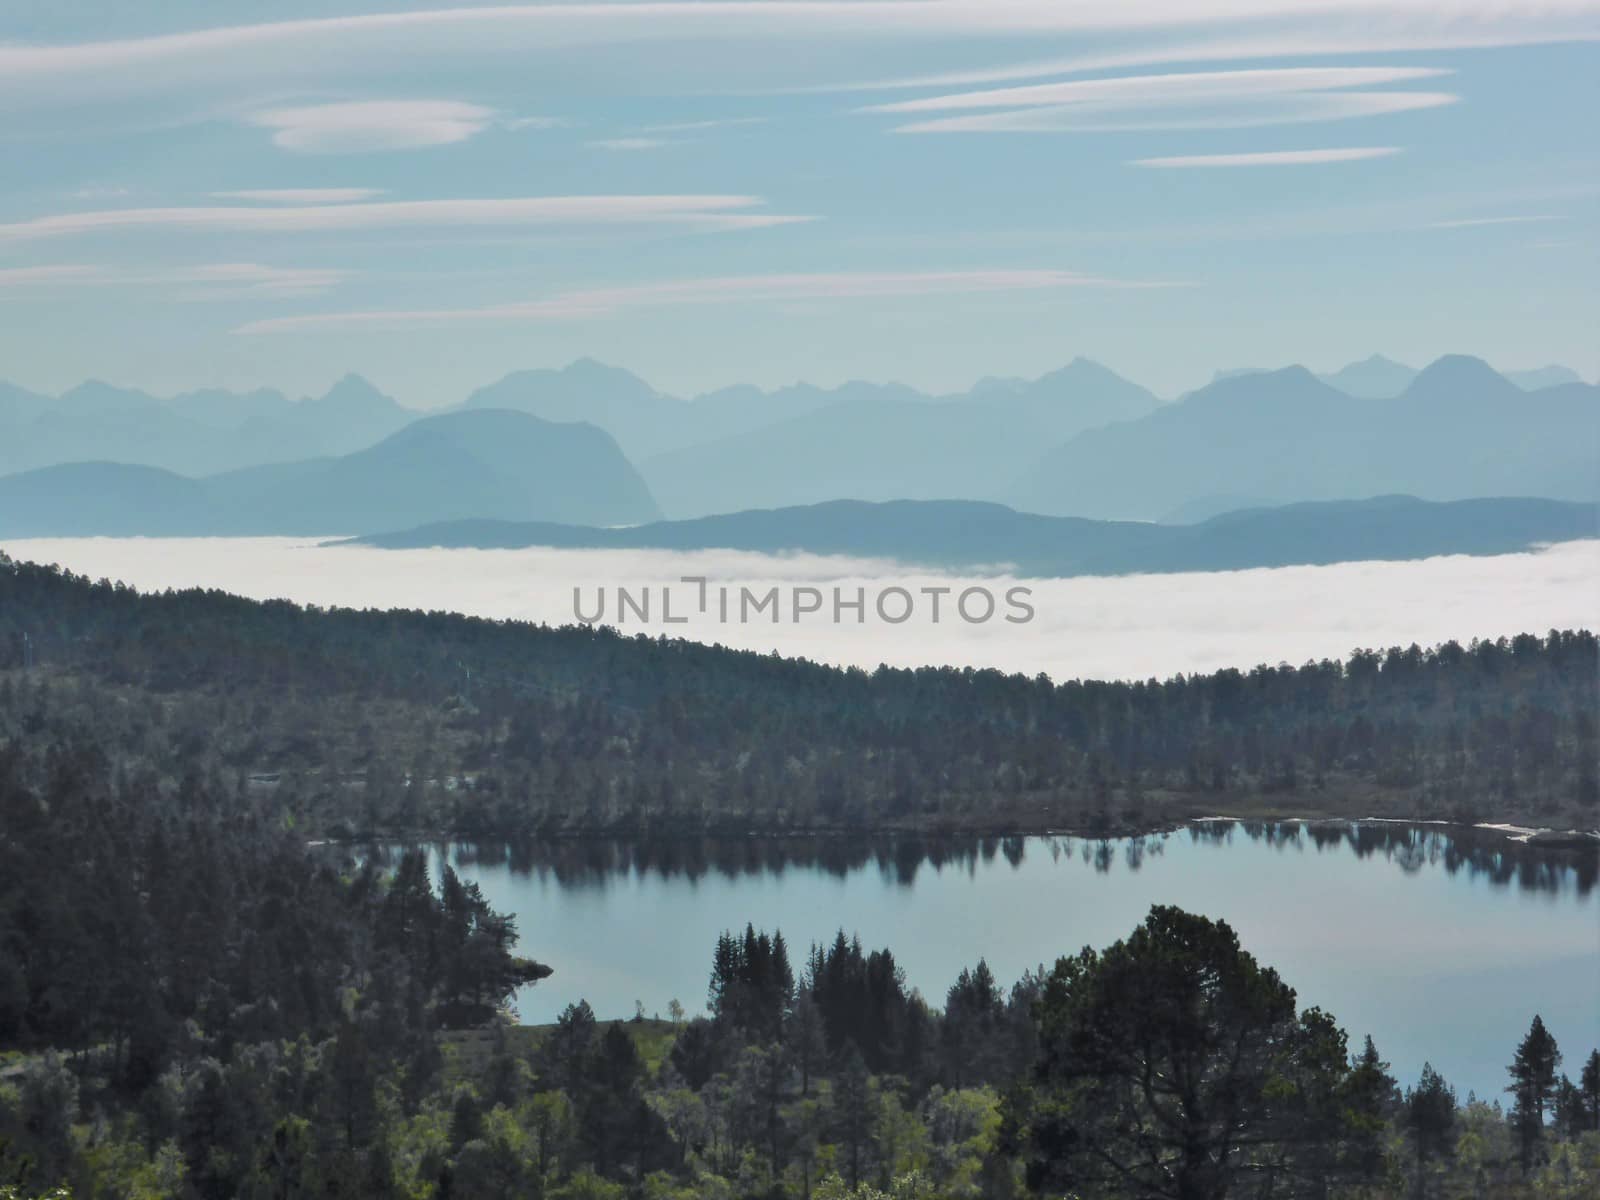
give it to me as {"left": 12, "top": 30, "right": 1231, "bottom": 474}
{"left": 587, "top": 137, "right": 672, "bottom": 151}
{"left": 869, "top": 66, "right": 1458, "bottom": 133}
{"left": 1428, "top": 214, "right": 1565, "bottom": 229}
{"left": 834, "top": 21, "right": 1600, "bottom": 94}
{"left": 249, "top": 100, "right": 495, "bottom": 153}
{"left": 868, "top": 67, "right": 1452, "bottom": 115}
{"left": 0, "top": 196, "right": 811, "bottom": 242}
{"left": 895, "top": 93, "right": 1455, "bottom": 134}
{"left": 5, "top": 4, "right": 1596, "bottom": 79}
{"left": 1132, "top": 147, "right": 1402, "bottom": 168}
{"left": 0, "top": 262, "right": 348, "bottom": 295}
{"left": 640, "top": 117, "right": 768, "bottom": 133}
{"left": 0, "top": 265, "right": 104, "bottom": 288}
{"left": 164, "top": 262, "right": 350, "bottom": 296}
{"left": 505, "top": 115, "right": 568, "bottom": 131}
{"left": 211, "top": 188, "right": 386, "bottom": 204}
{"left": 4, "top": 2, "right": 1591, "bottom": 127}
{"left": 236, "top": 268, "right": 1191, "bottom": 334}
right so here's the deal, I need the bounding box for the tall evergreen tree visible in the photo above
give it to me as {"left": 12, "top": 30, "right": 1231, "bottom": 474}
{"left": 1403, "top": 1063, "right": 1456, "bottom": 1200}
{"left": 1506, "top": 1014, "right": 1562, "bottom": 1170}
{"left": 1579, "top": 1048, "right": 1600, "bottom": 1133}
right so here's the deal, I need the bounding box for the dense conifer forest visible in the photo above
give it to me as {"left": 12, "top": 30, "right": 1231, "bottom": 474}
{"left": 2, "top": 795, "right": 1597, "bottom": 1199}
{"left": 1, "top": 553, "right": 1596, "bottom": 838}
{"left": 3, "top": 551, "right": 1598, "bottom": 1196}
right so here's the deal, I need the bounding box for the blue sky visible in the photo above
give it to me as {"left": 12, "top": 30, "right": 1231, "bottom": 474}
{"left": 1, "top": 1, "right": 1596, "bottom": 405}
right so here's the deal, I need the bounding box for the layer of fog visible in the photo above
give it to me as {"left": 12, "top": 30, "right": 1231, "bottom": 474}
{"left": 7, "top": 537, "right": 1597, "bottom": 681}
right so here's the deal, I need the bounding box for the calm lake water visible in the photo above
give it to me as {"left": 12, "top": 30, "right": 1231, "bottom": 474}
{"left": 365, "top": 822, "right": 1599, "bottom": 1098}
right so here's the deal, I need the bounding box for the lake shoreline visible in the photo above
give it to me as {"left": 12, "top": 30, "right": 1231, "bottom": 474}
{"left": 311, "top": 812, "right": 1600, "bottom": 852}
{"left": 416, "top": 808, "right": 1599, "bottom": 1103}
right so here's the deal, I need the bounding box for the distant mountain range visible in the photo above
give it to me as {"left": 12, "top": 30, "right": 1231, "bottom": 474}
{"left": 1015, "top": 356, "right": 1599, "bottom": 520}
{"left": 1214, "top": 354, "right": 1585, "bottom": 399}
{"left": 0, "top": 373, "right": 415, "bottom": 478}
{"left": 0, "top": 409, "right": 658, "bottom": 537}
{"left": 464, "top": 355, "right": 1162, "bottom": 467}
{"left": 9, "top": 353, "right": 1585, "bottom": 483}
{"left": 342, "top": 495, "right": 1599, "bottom": 578}
{"left": 638, "top": 359, "right": 1160, "bottom": 518}
{"left": 2, "top": 354, "right": 1594, "bottom": 537}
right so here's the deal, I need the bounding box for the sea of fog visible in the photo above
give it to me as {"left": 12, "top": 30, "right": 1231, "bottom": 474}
{"left": 8, "top": 536, "right": 1598, "bottom": 680}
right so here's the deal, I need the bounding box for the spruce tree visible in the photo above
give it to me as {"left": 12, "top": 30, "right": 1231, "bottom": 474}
{"left": 1506, "top": 1014, "right": 1562, "bottom": 1170}
{"left": 1403, "top": 1063, "right": 1456, "bottom": 1200}
{"left": 1580, "top": 1049, "right": 1600, "bottom": 1132}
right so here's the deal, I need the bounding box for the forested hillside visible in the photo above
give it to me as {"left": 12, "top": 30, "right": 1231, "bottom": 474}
{"left": 348, "top": 495, "right": 1599, "bottom": 578}
{"left": 1, "top": 552, "right": 1595, "bottom": 837}
{"left": 2, "top": 555, "right": 1597, "bottom": 1197}
{"left": 3, "top": 817, "right": 1597, "bottom": 1199}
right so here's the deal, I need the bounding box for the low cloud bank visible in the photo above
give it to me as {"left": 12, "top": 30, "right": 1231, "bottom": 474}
{"left": 6, "top": 537, "right": 1595, "bottom": 681}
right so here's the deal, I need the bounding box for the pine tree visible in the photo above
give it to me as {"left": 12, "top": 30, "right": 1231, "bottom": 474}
{"left": 1506, "top": 1014, "right": 1562, "bottom": 1170}
{"left": 833, "top": 1047, "right": 873, "bottom": 1190}
{"left": 1338, "top": 1034, "right": 1399, "bottom": 1190}
{"left": 1580, "top": 1049, "right": 1600, "bottom": 1133}
{"left": 1403, "top": 1063, "right": 1456, "bottom": 1200}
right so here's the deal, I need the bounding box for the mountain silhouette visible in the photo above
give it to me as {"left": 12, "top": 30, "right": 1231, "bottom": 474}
{"left": 463, "top": 357, "right": 1157, "bottom": 467}
{"left": 638, "top": 362, "right": 1159, "bottom": 517}
{"left": 0, "top": 409, "right": 658, "bottom": 536}
{"left": 1505, "top": 365, "right": 1584, "bottom": 390}
{"left": 1318, "top": 354, "right": 1417, "bottom": 398}
{"left": 1215, "top": 355, "right": 1586, "bottom": 400}
{"left": 5, "top": 355, "right": 1592, "bottom": 527}
{"left": 1014, "top": 357, "right": 1599, "bottom": 520}
{"left": 0, "top": 462, "right": 208, "bottom": 537}
{"left": 341, "top": 495, "right": 1598, "bottom": 578}
{"left": 0, "top": 374, "right": 415, "bottom": 478}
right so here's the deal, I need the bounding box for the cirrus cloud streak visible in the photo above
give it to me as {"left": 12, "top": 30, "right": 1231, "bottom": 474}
{"left": 1132, "top": 146, "right": 1402, "bottom": 167}
{"left": 0, "top": 195, "right": 810, "bottom": 242}
{"left": 867, "top": 66, "right": 1452, "bottom": 114}
{"left": 234, "top": 268, "right": 1192, "bottom": 334}
{"left": 0, "top": 261, "right": 350, "bottom": 295}
{"left": 2, "top": 2, "right": 1593, "bottom": 123}
{"left": 210, "top": 188, "right": 387, "bottom": 204}
{"left": 870, "top": 66, "right": 1460, "bottom": 134}
{"left": 893, "top": 91, "right": 1457, "bottom": 133}
{"left": 249, "top": 100, "right": 496, "bottom": 153}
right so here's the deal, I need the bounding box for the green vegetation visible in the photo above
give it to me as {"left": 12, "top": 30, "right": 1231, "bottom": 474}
{"left": 2, "top": 553, "right": 1596, "bottom": 839}
{"left": 2, "top": 552, "right": 1598, "bottom": 1196}
{"left": 4, "top": 870, "right": 1598, "bottom": 1197}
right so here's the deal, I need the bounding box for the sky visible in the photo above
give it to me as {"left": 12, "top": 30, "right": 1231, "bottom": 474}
{"left": 1, "top": 1, "right": 1597, "bottom": 406}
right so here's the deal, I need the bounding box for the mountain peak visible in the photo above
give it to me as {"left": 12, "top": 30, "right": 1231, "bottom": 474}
{"left": 56, "top": 380, "right": 158, "bottom": 413}
{"left": 1317, "top": 354, "right": 1417, "bottom": 398}
{"left": 562, "top": 357, "right": 661, "bottom": 394}
{"left": 1406, "top": 354, "right": 1515, "bottom": 400}
{"left": 1267, "top": 364, "right": 1319, "bottom": 385}
{"left": 307, "top": 373, "right": 401, "bottom": 413}
{"left": 324, "top": 372, "right": 383, "bottom": 396}
{"left": 1182, "top": 364, "right": 1331, "bottom": 408}
{"left": 61, "top": 378, "right": 150, "bottom": 401}
{"left": 1505, "top": 364, "right": 1584, "bottom": 391}
{"left": 566, "top": 356, "right": 621, "bottom": 374}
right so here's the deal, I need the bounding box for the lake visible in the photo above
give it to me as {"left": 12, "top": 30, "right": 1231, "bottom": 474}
{"left": 360, "top": 821, "right": 1599, "bottom": 1099}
